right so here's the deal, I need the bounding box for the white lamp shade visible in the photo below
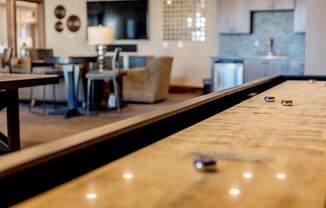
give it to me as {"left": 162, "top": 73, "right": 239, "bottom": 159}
{"left": 87, "top": 26, "right": 114, "bottom": 45}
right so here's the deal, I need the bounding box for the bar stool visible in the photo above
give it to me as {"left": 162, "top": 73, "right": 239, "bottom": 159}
{"left": 86, "top": 70, "right": 126, "bottom": 115}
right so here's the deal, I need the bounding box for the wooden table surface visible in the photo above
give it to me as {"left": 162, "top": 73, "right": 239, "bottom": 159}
{"left": 15, "top": 80, "right": 326, "bottom": 208}
{"left": 0, "top": 73, "right": 59, "bottom": 90}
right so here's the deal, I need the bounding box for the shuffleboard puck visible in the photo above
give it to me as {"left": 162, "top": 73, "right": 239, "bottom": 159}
{"left": 281, "top": 100, "right": 293, "bottom": 106}
{"left": 264, "top": 96, "right": 275, "bottom": 102}
{"left": 194, "top": 155, "right": 217, "bottom": 172}
{"left": 308, "top": 79, "right": 316, "bottom": 84}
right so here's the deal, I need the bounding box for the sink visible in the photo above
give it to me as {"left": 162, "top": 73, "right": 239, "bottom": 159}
{"left": 248, "top": 55, "right": 289, "bottom": 60}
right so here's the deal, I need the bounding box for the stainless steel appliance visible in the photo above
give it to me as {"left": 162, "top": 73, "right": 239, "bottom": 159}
{"left": 211, "top": 58, "right": 244, "bottom": 92}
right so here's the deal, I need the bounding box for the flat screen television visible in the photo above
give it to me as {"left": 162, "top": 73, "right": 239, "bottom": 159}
{"left": 87, "top": 0, "right": 148, "bottom": 40}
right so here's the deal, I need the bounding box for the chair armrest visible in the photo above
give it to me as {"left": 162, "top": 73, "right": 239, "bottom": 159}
{"left": 125, "top": 67, "right": 150, "bottom": 79}
{"left": 11, "top": 57, "right": 31, "bottom": 73}
{"left": 123, "top": 67, "right": 153, "bottom": 88}
{"left": 125, "top": 67, "right": 147, "bottom": 72}
{"left": 0, "top": 56, "right": 3, "bottom": 68}
{"left": 11, "top": 57, "right": 31, "bottom": 68}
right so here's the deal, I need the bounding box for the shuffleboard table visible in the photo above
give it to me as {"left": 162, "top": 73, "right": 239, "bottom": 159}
{"left": 0, "top": 75, "right": 326, "bottom": 207}
{"left": 0, "top": 74, "right": 59, "bottom": 154}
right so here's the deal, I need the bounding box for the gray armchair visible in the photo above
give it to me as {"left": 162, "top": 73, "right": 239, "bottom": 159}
{"left": 123, "top": 56, "right": 173, "bottom": 103}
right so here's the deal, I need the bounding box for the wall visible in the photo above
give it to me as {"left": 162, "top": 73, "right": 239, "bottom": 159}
{"left": 43, "top": 0, "right": 218, "bottom": 87}
{"left": 219, "top": 11, "right": 305, "bottom": 58}
{"left": 305, "top": 0, "right": 326, "bottom": 75}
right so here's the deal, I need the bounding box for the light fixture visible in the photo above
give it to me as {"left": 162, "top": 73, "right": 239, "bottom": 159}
{"left": 177, "top": 41, "right": 184, "bottom": 48}
{"left": 87, "top": 26, "right": 114, "bottom": 72}
{"left": 162, "top": 42, "right": 169, "bottom": 48}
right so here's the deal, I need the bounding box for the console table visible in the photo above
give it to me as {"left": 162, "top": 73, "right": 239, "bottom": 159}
{"left": 0, "top": 74, "right": 59, "bottom": 154}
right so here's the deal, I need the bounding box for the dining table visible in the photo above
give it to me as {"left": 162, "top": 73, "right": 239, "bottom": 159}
{"left": 0, "top": 73, "right": 59, "bottom": 153}
{"left": 44, "top": 56, "right": 97, "bottom": 118}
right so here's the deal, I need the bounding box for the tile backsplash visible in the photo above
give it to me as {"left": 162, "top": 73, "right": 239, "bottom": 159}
{"left": 219, "top": 11, "right": 305, "bottom": 58}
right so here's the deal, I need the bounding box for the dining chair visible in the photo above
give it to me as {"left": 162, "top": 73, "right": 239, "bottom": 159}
{"left": 28, "top": 49, "right": 63, "bottom": 115}
{"left": 1, "top": 48, "right": 13, "bottom": 73}
{"left": 86, "top": 48, "right": 125, "bottom": 115}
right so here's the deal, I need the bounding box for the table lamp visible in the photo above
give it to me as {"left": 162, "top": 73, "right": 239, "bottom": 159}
{"left": 87, "top": 26, "right": 114, "bottom": 72}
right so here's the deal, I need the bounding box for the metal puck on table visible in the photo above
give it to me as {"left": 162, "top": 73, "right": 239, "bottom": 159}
{"left": 194, "top": 155, "right": 217, "bottom": 172}
{"left": 308, "top": 79, "right": 316, "bottom": 84}
{"left": 264, "top": 96, "right": 275, "bottom": 102}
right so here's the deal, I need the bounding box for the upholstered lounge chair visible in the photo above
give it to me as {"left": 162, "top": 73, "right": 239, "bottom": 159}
{"left": 123, "top": 56, "right": 173, "bottom": 103}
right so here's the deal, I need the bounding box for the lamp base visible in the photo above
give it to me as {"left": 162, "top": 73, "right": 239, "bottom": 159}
{"left": 96, "top": 44, "right": 107, "bottom": 71}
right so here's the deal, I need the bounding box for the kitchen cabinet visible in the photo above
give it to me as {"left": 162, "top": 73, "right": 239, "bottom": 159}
{"left": 294, "top": 0, "right": 307, "bottom": 33}
{"left": 218, "top": 0, "right": 250, "bottom": 34}
{"left": 289, "top": 59, "right": 305, "bottom": 75}
{"left": 218, "top": 0, "right": 300, "bottom": 34}
{"left": 273, "top": 0, "right": 295, "bottom": 10}
{"left": 244, "top": 59, "right": 265, "bottom": 82}
{"left": 249, "top": 0, "right": 294, "bottom": 11}
{"left": 263, "top": 59, "right": 289, "bottom": 76}
{"left": 244, "top": 58, "right": 289, "bottom": 82}
{"left": 249, "top": 0, "right": 273, "bottom": 10}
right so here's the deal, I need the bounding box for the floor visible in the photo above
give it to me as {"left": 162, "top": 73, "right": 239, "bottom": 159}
{"left": 0, "top": 93, "right": 200, "bottom": 149}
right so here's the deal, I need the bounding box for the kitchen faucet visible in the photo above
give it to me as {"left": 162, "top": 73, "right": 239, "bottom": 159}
{"left": 267, "top": 38, "right": 275, "bottom": 56}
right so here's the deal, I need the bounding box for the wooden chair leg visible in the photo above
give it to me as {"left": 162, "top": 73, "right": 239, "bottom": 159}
{"left": 113, "top": 78, "right": 121, "bottom": 113}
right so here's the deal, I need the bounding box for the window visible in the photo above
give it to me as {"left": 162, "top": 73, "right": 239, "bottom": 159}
{"left": 16, "top": 1, "right": 39, "bottom": 56}
{"left": 0, "top": 3, "right": 7, "bottom": 53}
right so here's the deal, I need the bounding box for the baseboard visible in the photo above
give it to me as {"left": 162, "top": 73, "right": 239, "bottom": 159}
{"left": 169, "top": 85, "right": 203, "bottom": 94}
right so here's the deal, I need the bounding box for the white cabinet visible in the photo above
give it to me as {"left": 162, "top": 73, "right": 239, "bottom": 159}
{"left": 218, "top": 0, "right": 303, "bottom": 35}
{"left": 273, "top": 0, "right": 295, "bottom": 10}
{"left": 289, "top": 59, "right": 305, "bottom": 75}
{"left": 249, "top": 0, "right": 273, "bottom": 10}
{"left": 263, "top": 59, "right": 289, "bottom": 76}
{"left": 218, "top": 0, "right": 250, "bottom": 34}
{"left": 244, "top": 59, "right": 265, "bottom": 82}
{"left": 244, "top": 58, "right": 289, "bottom": 82}
{"left": 294, "top": 0, "right": 307, "bottom": 33}
{"left": 249, "top": 0, "right": 294, "bottom": 11}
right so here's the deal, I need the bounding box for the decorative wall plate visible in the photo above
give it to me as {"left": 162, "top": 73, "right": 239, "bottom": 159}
{"left": 55, "top": 5, "right": 66, "bottom": 19}
{"left": 67, "top": 15, "right": 81, "bottom": 32}
{"left": 55, "top": 21, "right": 64, "bottom": 32}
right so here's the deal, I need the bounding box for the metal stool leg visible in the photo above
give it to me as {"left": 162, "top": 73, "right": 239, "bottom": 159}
{"left": 29, "top": 87, "right": 34, "bottom": 112}
{"left": 42, "top": 85, "right": 46, "bottom": 115}
{"left": 87, "top": 79, "right": 92, "bottom": 114}
{"left": 52, "top": 84, "right": 56, "bottom": 109}
{"left": 113, "top": 78, "right": 121, "bottom": 113}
